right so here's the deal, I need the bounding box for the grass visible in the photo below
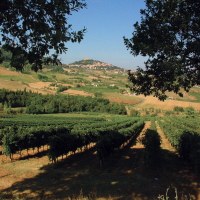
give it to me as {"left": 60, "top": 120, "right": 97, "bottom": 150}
{"left": 104, "top": 92, "right": 143, "bottom": 105}
{"left": 189, "top": 92, "right": 200, "bottom": 102}
{"left": 37, "top": 112, "right": 124, "bottom": 119}
{"left": 74, "top": 85, "right": 120, "bottom": 94}
{"left": 0, "top": 73, "right": 37, "bottom": 83}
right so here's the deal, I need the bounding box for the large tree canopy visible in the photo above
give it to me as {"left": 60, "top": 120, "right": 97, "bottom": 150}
{"left": 0, "top": 0, "right": 86, "bottom": 71}
{"left": 124, "top": 0, "right": 200, "bottom": 100}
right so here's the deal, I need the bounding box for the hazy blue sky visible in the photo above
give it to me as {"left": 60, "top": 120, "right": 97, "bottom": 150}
{"left": 61, "top": 0, "right": 146, "bottom": 69}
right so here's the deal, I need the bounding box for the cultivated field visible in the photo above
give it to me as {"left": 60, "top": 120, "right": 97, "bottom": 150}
{"left": 1, "top": 66, "right": 200, "bottom": 112}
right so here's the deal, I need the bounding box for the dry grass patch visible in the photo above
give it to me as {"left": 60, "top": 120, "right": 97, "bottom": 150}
{"left": 28, "top": 81, "right": 52, "bottom": 89}
{"left": 0, "top": 80, "right": 27, "bottom": 91}
{"left": 62, "top": 89, "right": 93, "bottom": 97}
{"left": 0, "top": 67, "right": 20, "bottom": 76}
{"left": 137, "top": 96, "right": 200, "bottom": 111}
{"left": 104, "top": 93, "right": 143, "bottom": 105}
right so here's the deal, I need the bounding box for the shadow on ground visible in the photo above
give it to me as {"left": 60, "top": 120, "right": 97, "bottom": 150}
{"left": 1, "top": 142, "right": 199, "bottom": 200}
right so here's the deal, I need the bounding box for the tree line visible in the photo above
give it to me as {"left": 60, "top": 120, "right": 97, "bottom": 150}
{"left": 0, "top": 89, "right": 127, "bottom": 115}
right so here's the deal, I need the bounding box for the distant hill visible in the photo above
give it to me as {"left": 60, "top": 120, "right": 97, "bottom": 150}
{"left": 64, "top": 59, "right": 124, "bottom": 71}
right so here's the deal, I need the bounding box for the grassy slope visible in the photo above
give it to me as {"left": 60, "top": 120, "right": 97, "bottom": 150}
{"left": 0, "top": 66, "right": 200, "bottom": 111}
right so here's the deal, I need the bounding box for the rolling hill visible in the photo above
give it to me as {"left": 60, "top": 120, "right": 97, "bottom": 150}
{"left": 65, "top": 58, "right": 124, "bottom": 71}
{"left": 0, "top": 63, "right": 200, "bottom": 112}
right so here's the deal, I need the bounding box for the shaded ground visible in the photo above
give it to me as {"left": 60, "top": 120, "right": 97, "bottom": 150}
{"left": 0, "top": 122, "right": 199, "bottom": 199}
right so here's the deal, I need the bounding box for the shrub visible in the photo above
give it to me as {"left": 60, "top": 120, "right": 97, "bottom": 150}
{"left": 184, "top": 107, "right": 195, "bottom": 115}
{"left": 94, "top": 92, "right": 103, "bottom": 98}
{"left": 37, "top": 74, "right": 50, "bottom": 82}
{"left": 165, "top": 111, "right": 174, "bottom": 116}
{"left": 56, "top": 85, "right": 70, "bottom": 93}
{"left": 130, "top": 109, "right": 140, "bottom": 117}
{"left": 76, "top": 84, "right": 81, "bottom": 88}
{"left": 173, "top": 106, "right": 184, "bottom": 112}
{"left": 178, "top": 131, "right": 200, "bottom": 172}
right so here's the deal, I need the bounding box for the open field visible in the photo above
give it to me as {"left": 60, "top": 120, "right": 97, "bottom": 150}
{"left": 135, "top": 95, "right": 200, "bottom": 111}
{"left": 104, "top": 93, "right": 143, "bottom": 105}
{"left": 62, "top": 89, "right": 93, "bottom": 97}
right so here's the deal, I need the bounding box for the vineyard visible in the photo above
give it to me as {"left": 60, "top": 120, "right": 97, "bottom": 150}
{"left": 157, "top": 116, "right": 200, "bottom": 171}
{"left": 0, "top": 114, "right": 144, "bottom": 164}
{"left": 158, "top": 116, "right": 200, "bottom": 148}
{"left": 0, "top": 113, "right": 200, "bottom": 199}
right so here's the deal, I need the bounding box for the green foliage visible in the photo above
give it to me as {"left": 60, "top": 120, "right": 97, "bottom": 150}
{"left": 96, "top": 120, "right": 144, "bottom": 165}
{"left": 173, "top": 106, "right": 184, "bottom": 112}
{"left": 130, "top": 109, "right": 140, "bottom": 117}
{"left": 184, "top": 107, "right": 195, "bottom": 115}
{"left": 0, "top": 48, "right": 12, "bottom": 63}
{"left": 178, "top": 131, "right": 200, "bottom": 172}
{"left": 0, "top": 114, "right": 105, "bottom": 130}
{"left": 2, "top": 126, "right": 18, "bottom": 159}
{"left": 37, "top": 74, "right": 50, "bottom": 82}
{"left": 76, "top": 84, "right": 81, "bottom": 88}
{"left": 0, "top": 89, "right": 34, "bottom": 108}
{"left": 124, "top": 0, "right": 200, "bottom": 100}
{"left": 164, "top": 111, "right": 174, "bottom": 116}
{"left": 0, "top": 1, "right": 86, "bottom": 71}
{"left": 94, "top": 92, "right": 103, "bottom": 98}
{"left": 189, "top": 91, "right": 200, "bottom": 102}
{"left": 158, "top": 115, "right": 200, "bottom": 171}
{"left": 56, "top": 85, "right": 70, "bottom": 93}
{"left": 0, "top": 89, "right": 127, "bottom": 115}
{"left": 0, "top": 114, "right": 143, "bottom": 164}
{"left": 44, "top": 65, "right": 64, "bottom": 73}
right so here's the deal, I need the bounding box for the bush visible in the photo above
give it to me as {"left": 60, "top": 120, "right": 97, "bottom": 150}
{"left": 165, "top": 111, "right": 174, "bottom": 116}
{"left": 56, "top": 85, "right": 70, "bottom": 93}
{"left": 130, "top": 109, "right": 140, "bottom": 117}
{"left": 37, "top": 74, "right": 50, "bottom": 82}
{"left": 184, "top": 107, "right": 195, "bottom": 115}
{"left": 173, "top": 106, "right": 184, "bottom": 112}
{"left": 76, "top": 84, "right": 81, "bottom": 88}
{"left": 51, "top": 66, "right": 64, "bottom": 73}
{"left": 178, "top": 131, "right": 200, "bottom": 172}
{"left": 94, "top": 92, "right": 103, "bottom": 98}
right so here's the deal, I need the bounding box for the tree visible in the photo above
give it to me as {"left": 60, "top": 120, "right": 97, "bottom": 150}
{"left": 124, "top": 0, "right": 200, "bottom": 100}
{"left": 0, "top": 0, "right": 86, "bottom": 71}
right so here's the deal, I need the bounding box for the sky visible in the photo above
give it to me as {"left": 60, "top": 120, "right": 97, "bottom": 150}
{"left": 61, "top": 0, "right": 146, "bottom": 69}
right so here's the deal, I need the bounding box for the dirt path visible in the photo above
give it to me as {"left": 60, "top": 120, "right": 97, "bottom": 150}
{"left": 155, "top": 121, "right": 176, "bottom": 152}
{"left": 131, "top": 121, "right": 151, "bottom": 149}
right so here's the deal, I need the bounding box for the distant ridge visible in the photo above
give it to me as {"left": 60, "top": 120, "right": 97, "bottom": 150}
{"left": 65, "top": 59, "right": 124, "bottom": 71}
